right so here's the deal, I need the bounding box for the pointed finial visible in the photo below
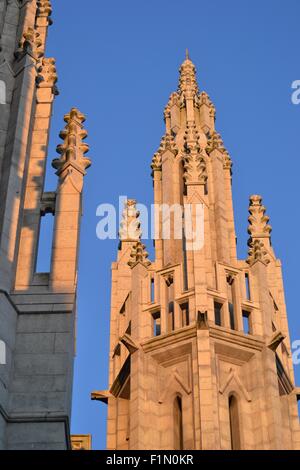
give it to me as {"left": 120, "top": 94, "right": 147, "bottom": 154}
{"left": 248, "top": 195, "right": 272, "bottom": 239}
{"left": 246, "top": 195, "right": 272, "bottom": 266}
{"left": 178, "top": 50, "right": 198, "bottom": 96}
{"left": 52, "top": 108, "right": 91, "bottom": 176}
{"left": 206, "top": 131, "right": 226, "bottom": 155}
{"left": 128, "top": 241, "right": 151, "bottom": 269}
{"left": 183, "top": 122, "right": 207, "bottom": 185}
{"left": 119, "top": 199, "right": 142, "bottom": 242}
{"left": 15, "top": 27, "right": 43, "bottom": 59}
{"left": 247, "top": 240, "right": 270, "bottom": 267}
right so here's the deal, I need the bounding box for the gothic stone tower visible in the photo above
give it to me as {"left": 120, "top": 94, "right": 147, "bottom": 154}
{"left": 92, "top": 53, "right": 300, "bottom": 450}
{"left": 0, "top": 1, "right": 90, "bottom": 449}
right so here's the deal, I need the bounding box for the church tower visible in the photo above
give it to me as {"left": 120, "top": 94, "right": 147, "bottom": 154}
{"left": 92, "top": 53, "right": 300, "bottom": 450}
{"left": 0, "top": 1, "right": 90, "bottom": 449}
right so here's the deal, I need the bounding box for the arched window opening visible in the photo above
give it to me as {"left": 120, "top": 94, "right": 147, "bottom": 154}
{"left": 166, "top": 275, "right": 175, "bottom": 332}
{"left": 0, "top": 80, "right": 6, "bottom": 104}
{"left": 245, "top": 273, "right": 251, "bottom": 300}
{"left": 173, "top": 395, "right": 184, "bottom": 450}
{"left": 229, "top": 394, "right": 241, "bottom": 450}
{"left": 152, "top": 311, "right": 161, "bottom": 337}
{"left": 150, "top": 276, "right": 155, "bottom": 303}
{"left": 227, "top": 275, "right": 236, "bottom": 330}
{"left": 214, "top": 301, "right": 223, "bottom": 326}
{"left": 180, "top": 302, "right": 189, "bottom": 327}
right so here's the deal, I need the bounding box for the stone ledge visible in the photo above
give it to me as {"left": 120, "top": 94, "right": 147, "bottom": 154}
{"left": 142, "top": 324, "right": 196, "bottom": 353}
{"left": 17, "top": 304, "right": 74, "bottom": 314}
{"left": 210, "top": 325, "right": 265, "bottom": 352}
{"left": 141, "top": 323, "right": 265, "bottom": 354}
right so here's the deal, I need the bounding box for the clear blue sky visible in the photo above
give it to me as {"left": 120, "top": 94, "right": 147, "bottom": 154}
{"left": 40, "top": 0, "right": 300, "bottom": 449}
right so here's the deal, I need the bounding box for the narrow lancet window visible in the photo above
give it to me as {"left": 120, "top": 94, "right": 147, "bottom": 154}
{"left": 152, "top": 311, "right": 161, "bottom": 337}
{"left": 229, "top": 395, "right": 241, "bottom": 450}
{"left": 36, "top": 213, "right": 54, "bottom": 273}
{"left": 242, "top": 310, "right": 251, "bottom": 334}
{"left": 150, "top": 276, "right": 155, "bottom": 303}
{"left": 214, "top": 302, "right": 223, "bottom": 326}
{"left": 245, "top": 273, "right": 251, "bottom": 300}
{"left": 180, "top": 302, "right": 189, "bottom": 327}
{"left": 227, "top": 275, "right": 236, "bottom": 330}
{"left": 173, "top": 396, "right": 184, "bottom": 450}
{"left": 166, "top": 275, "right": 175, "bottom": 332}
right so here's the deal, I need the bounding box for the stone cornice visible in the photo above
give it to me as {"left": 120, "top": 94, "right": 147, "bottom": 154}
{"left": 141, "top": 322, "right": 265, "bottom": 354}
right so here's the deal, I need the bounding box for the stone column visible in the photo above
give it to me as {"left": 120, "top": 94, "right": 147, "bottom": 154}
{"left": 35, "top": 1, "right": 53, "bottom": 55}
{"left": 0, "top": 39, "right": 39, "bottom": 291}
{"left": 223, "top": 154, "right": 237, "bottom": 263}
{"left": 249, "top": 253, "right": 283, "bottom": 448}
{"left": 196, "top": 312, "right": 217, "bottom": 449}
{"left": 160, "top": 140, "right": 178, "bottom": 266}
{"left": 128, "top": 250, "right": 152, "bottom": 449}
{"left": 208, "top": 133, "right": 231, "bottom": 265}
{"left": 15, "top": 58, "right": 58, "bottom": 288}
{"left": 151, "top": 154, "right": 163, "bottom": 268}
{"left": 50, "top": 108, "right": 91, "bottom": 291}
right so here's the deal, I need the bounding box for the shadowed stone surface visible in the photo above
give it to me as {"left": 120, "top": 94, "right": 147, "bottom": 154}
{"left": 0, "top": 0, "right": 90, "bottom": 450}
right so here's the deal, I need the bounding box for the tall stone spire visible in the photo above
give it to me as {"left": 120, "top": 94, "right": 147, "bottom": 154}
{"left": 178, "top": 51, "right": 199, "bottom": 98}
{"left": 97, "top": 54, "right": 300, "bottom": 452}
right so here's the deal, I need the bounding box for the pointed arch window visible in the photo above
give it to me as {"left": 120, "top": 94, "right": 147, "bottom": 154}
{"left": 165, "top": 275, "right": 175, "bottom": 332}
{"left": 228, "top": 394, "right": 241, "bottom": 450}
{"left": 227, "top": 275, "right": 236, "bottom": 330}
{"left": 180, "top": 302, "right": 189, "bottom": 327}
{"left": 245, "top": 272, "right": 251, "bottom": 300}
{"left": 173, "top": 395, "right": 184, "bottom": 450}
{"left": 150, "top": 276, "right": 155, "bottom": 303}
